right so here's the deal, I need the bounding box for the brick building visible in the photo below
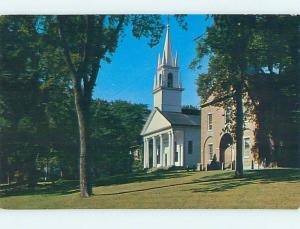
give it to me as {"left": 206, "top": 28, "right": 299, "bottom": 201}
{"left": 200, "top": 95, "right": 259, "bottom": 170}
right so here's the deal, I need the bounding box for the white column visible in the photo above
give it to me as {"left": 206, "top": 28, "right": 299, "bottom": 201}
{"left": 182, "top": 131, "right": 185, "bottom": 167}
{"left": 168, "top": 131, "right": 174, "bottom": 166}
{"left": 168, "top": 132, "right": 171, "bottom": 166}
{"left": 147, "top": 138, "right": 150, "bottom": 168}
{"left": 152, "top": 136, "right": 157, "bottom": 167}
{"left": 143, "top": 138, "right": 147, "bottom": 168}
{"left": 144, "top": 138, "right": 150, "bottom": 168}
{"left": 179, "top": 144, "right": 182, "bottom": 166}
{"left": 180, "top": 144, "right": 183, "bottom": 166}
{"left": 160, "top": 134, "right": 163, "bottom": 167}
{"left": 171, "top": 131, "right": 175, "bottom": 166}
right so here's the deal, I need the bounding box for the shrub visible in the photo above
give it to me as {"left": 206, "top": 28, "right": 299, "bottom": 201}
{"left": 207, "top": 154, "right": 221, "bottom": 170}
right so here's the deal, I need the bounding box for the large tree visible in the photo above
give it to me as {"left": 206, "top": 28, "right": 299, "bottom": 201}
{"left": 1, "top": 15, "right": 176, "bottom": 191}
{"left": 245, "top": 16, "right": 300, "bottom": 167}
{"left": 192, "top": 16, "right": 256, "bottom": 177}
{"left": 192, "top": 15, "right": 300, "bottom": 172}
{"left": 43, "top": 15, "right": 186, "bottom": 197}
{"left": 0, "top": 16, "right": 78, "bottom": 184}
{"left": 0, "top": 16, "right": 47, "bottom": 185}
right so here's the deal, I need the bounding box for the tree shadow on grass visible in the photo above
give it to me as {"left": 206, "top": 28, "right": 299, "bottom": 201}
{"left": 0, "top": 170, "right": 193, "bottom": 197}
{"left": 190, "top": 168, "right": 300, "bottom": 193}
{"left": 0, "top": 180, "right": 80, "bottom": 197}
{"left": 97, "top": 168, "right": 300, "bottom": 196}
{"left": 1, "top": 169, "right": 298, "bottom": 197}
{"left": 93, "top": 170, "right": 193, "bottom": 187}
{"left": 96, "top": 171, "right": 235, "bottom": 196}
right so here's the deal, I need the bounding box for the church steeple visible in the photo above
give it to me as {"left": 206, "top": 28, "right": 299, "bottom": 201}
{"left": 174, "top": 51, "right": 179, "bottom": 67}
{"left": 153, "top": 23, "right": 183, "bottom": 113}
{"left": 157, "top": 53, "right": 161, "bottom": 68}
{"left": 162, "top": 24, "right": 174, "bottom": 66}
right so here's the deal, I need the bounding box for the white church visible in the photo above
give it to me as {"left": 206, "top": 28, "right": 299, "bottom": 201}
{"left": 141, "top": 25, "right": 200, "bottom": 169}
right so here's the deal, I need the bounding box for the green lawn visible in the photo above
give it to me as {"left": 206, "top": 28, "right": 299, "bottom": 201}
{"left": 0, "top": 168, "right": 299, "bottom": 209}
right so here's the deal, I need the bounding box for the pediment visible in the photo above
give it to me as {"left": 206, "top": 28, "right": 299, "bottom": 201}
{"left": 141, "top": 109, "right": 171, "bottom": 136}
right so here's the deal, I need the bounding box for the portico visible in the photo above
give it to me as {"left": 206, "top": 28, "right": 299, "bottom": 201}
{"left": 143, "top": 129, "right": 185, "bottom": 169}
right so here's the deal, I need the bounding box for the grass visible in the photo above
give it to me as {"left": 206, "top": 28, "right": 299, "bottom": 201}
{"left": 0, "top": 168, "right": 299, "bottom": 209}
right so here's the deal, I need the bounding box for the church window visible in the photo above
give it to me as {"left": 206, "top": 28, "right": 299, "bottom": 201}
{"left": 167, "top": 73, "right": 173, "bottom": 88}
{"left": 244, "top": 137, "right": 251, "bottom": 158}
{"left": 188, "top": 141, "right": 193, "bottom": 154}
{"left": 208, "top": 144, "right": 213, "bottom": 160}
{"left": 208, "top": 113, "right": 213, "bottom": 131}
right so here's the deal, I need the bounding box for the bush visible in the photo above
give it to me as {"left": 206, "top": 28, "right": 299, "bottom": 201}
{"left": 207, "top": 154, "right": 221, "bottom": 170}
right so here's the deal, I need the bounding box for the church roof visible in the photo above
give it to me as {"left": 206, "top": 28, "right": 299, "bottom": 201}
{"left": 140, "top": 108, "right": 200, "bottom": 136}
{"left": 161, "top": 110, "right": 200, "bottom": 126}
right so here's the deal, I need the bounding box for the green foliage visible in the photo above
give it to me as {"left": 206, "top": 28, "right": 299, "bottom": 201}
{"left": 0, "top": 16, "right": 47, "bottom": 184}
{"left": 0, "top": 15, "right": 154, "bottom": 185}
{"left": 50, "top": 15, "right": 187, "bottom": 196}
{"left": 90, "top": 100, "right": 149, "bottom": 175}
{"left": 181, "top": 105, "right": 200, "bottom": 115}
{"left": 193, "top": 15, "right": 300, "bottom": 167}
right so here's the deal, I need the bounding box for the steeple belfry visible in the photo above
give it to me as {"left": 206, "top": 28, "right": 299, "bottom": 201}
{"left": 153, "top": 23, "right": 183, "bottom": 113}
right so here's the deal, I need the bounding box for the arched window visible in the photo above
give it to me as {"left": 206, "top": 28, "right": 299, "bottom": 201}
{"left": 167, "top": 73, "right": 173, "bottom": 88}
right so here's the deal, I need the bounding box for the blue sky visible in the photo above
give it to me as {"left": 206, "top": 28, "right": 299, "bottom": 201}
{"left": 93, "top": 15, "right": 212, "bottom": 109}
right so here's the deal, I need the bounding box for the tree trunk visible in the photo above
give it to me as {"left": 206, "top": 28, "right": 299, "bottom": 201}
{"left": 0, "top": 142, "right": 6, "bottom": 184}
{"left": 0, "top": 152, "right": 3, "bottom": 184}
{"left": 0, "top": 163, "right": 4, "bottom": 185}
{"left": 73, "top": 85, "right": 92, "bottom": 197}
{"left": 235, "top": 84, "right": 244, "bottom": 178}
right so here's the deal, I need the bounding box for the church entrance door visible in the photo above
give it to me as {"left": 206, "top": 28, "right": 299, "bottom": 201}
{"left": 219, "top": 133, "right": 233, "bottom": 169}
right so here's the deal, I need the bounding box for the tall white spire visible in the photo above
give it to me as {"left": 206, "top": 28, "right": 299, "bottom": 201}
{"left": 153, "top": 21, "right": 183, "bottom": 113}
{"left": 153, "top": 74, "right": 157, "bottom": 90}
{"left": 174, "top": 51, "right": 178, "bottom": 67}
{"left": 162, "top": 24, "right": 174, "bottom": 66}
{"left": 157, "top": 53, "right": 161, "bottom": 68}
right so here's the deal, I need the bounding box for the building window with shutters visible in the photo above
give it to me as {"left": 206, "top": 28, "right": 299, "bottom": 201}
{"left": 208, "top": 144, "right": 213, "bottom": 160}
{"left": 208, "top": 113, "right": 213, "bottom": 131}
{"left": 188, "top": 141, "right": 193, "bottom": 154}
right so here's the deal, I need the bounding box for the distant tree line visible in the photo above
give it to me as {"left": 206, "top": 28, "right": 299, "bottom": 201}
{"left": 192, "top": 15, "right": 300, "bottom": 173}
{"left": 0, "top": 87, "right": 149, "bottom": 185}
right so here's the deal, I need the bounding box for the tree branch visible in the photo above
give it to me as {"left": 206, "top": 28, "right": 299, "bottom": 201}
{"left": 85, "top": 15, "right": 125, "bottom": 99}
{"left": 103, "top": 15, "right": 125, "bottom": 54}
{"left": 57, "top": 16, "right": 78, "bottom": 78}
